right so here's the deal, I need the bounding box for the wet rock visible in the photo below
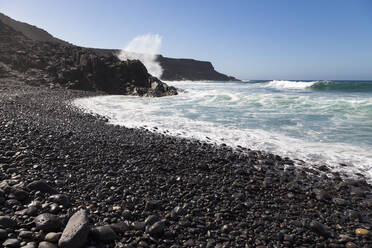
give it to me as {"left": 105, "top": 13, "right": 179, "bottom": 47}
{"left": 3, "top": 238, "right": 20, "bottom": 248}
{"left": 0, "top": 216, "right": 17, "bottom": 229}
{"left": 90, "top": 226, "right": 118, "bottom": 242}
{"left": 58, "top": 210, "right": 90, "bottom": 248}
{"left": 34, "top": 214, "right": 62, "bottom": 232}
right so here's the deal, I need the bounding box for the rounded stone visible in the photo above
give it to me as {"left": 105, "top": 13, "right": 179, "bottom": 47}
{"left": 0, "top": 228, "right": 7, "bottom": 240}
{"left": 3, "top": 238, "right": 20, "bottom": 248}
{"left": 355, "top": 228, "right": 369, "bottom": 235}
{"left": 44, "top": 232, "right": 61, "bottom": 243}
{"left": 34, "top": 214, "right": 62, "bottom": 232}
{"left": 38, "top": 241, "right": 57, "bottom": 248}
{"left": 18, "top": 230, "right": 33, "bottom": 239}
{"left": 345, "top": 242, "right": 358, "bottom": 248}
{"left": 0, "top": 216, "right": 17, "bottom": 229}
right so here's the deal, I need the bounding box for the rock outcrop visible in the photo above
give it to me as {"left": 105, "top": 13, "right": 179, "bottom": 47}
{"left": 0, "top": 19, "right": 177, "bottom": 97}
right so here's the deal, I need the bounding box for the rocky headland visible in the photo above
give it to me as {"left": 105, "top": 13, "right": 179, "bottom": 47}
{"left": 0, "top": 18, "right": 176, "bottom": 97}
{"left": 0, "top": 12, "right": 238, "bottom": 82}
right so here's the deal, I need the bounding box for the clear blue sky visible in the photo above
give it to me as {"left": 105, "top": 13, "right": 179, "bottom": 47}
{"left": 1, "top": 0, "right": 372, "bottom": 80}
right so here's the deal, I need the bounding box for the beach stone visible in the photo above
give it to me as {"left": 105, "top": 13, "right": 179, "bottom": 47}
{"left": 48, "top": 194, "right": 69, "bottom": 207}
{"left": 44, "top": 232, "right": 61, "bottom": 243}
{"left": 27, "top": 180, "right": 56, "bottom": 194}
{"left": 38, "top": 241, "right": 57, "bottom": 248}
{"left": 355, "top": 228, "right": 369, "bottom": 235}
{"left": 131, "top": 221, "right": 145, "bottom": 231}
{"left": 110, "top": 222, "right": 129, "bottom": 234}
{"left": 345, "top": 242, "right": 358, "bottom": 248}
{"left": 0, "top": 229, "right": 7, "bottom": 240}
{"left": 144, "top": 215, "right": 160, "bottom": 226}
{"left": 91, "top": 226, "right": 118, "bottom": 242}
{"left": 171, "top": 205, "right": 187, "bottom": 218}
{"left": 0, "top": 216, "right": 17, "bottom": 229}
{"left": 58, "top": 210, "right": 90, "bottom": 248}
{"left": 49, "top": 204, "right": 60, "bottom": 214}
{"left": 21, "top": 242, "right": 37, "bottom": 248}
{"left": 19, "top": 230, "right": 33, "bottom": 239}
{"left": 147, "top": 220, "right": 165, "bottom": 236}
{"left": 309, "top": 221, "right": 333, "bottom": 238}
{"left": 332, "top": 198, "right": 347, "bottom": 206}
{"left": 34, "top": 213, "right": 62, "bottom": 232}
{"left": 25, "top": 206, "right": 38, "bottom": 216}
{"left": 313, "top": 189, "right": 331, "bottom": 201}
{"left": 3, "top": 238, "right": 20, "bottom": 247}
{"left": 9, "top": 187, "right": 28, "bottom": 201}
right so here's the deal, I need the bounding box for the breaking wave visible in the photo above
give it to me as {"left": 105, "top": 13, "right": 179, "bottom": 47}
{"left": 263, "top": 80, "right": 372, "bottom": 92}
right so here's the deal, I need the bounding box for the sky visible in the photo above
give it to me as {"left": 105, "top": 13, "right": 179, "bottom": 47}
{"left": 1, "top": 0, "right": 372, "bottom": 80}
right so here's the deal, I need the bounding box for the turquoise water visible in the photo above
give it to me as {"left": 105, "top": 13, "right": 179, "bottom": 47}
{"left": 74, "top": 80, "right": 372, "bottom": 180}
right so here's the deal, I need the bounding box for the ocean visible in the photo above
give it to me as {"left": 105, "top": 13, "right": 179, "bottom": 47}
{"left": 74, "top": 80, "right": 372, "bottom": 180}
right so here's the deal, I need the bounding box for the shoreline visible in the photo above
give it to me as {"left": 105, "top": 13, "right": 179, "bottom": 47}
{"left": 0, "top": 79, "right": 371, "bottom": 247}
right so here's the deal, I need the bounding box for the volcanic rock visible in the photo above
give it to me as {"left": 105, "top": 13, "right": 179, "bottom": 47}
{"left": 0, "top": 216, "right": 17, "bottom": 229}
{"left": 27, "top": 180, "right": 56, "bottom": 194}
{"left": 34, "top": 213, "right": 62, "bottom": 232}
{"left": 90, "top": 226, "right": 118, "bottom": 242}
{"left": 58, "top": 210, "right": 90, "bottom": 248}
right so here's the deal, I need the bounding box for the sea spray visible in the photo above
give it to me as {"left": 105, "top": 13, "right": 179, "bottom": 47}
{"left": 118, "top": 34, "right": 163, "bottom": 78}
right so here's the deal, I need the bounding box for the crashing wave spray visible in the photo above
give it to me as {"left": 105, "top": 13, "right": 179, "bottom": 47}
{"left": 118, "top": 34, "right": 163, "bottom": 78}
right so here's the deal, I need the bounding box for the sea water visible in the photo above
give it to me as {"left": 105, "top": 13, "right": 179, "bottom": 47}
{"left": 73, "top": 80, "right": 372, "bottom": 180}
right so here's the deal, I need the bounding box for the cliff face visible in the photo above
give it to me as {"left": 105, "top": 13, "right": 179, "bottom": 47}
{"left": 0, "top": 12, "right": 237, "bottom": 81}
{"left": 0, "top": 20, "right": 177, "bottom": 97}
{"left": 157, "top": 55, "right": 237, "bottom": 81}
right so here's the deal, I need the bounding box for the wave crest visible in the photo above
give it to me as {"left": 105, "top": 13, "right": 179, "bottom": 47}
{"left": 263, "top": 80, "right": 372, "bottom": 92}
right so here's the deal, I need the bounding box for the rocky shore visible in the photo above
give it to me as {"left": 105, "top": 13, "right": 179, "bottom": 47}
{"left": 0, "top": 19, "right": 177, "bottom": 97}
{"left": 0, "top": 79, "right": 371, "bottom": 248}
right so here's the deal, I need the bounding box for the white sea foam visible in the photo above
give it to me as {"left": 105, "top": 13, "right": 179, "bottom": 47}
{"left": 264, "top": 80, "right": 318, "bottom": 90}
{"left": 73, "top": 81, "right": 372, "bottom": 181}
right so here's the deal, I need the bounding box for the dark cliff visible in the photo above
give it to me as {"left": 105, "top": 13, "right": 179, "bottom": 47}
{"left": 157, "top": 55, "right": 238, "bottom": 81}
{"left": 0, "top": 20, "right": 177, "bottom": 97}
{"left": 1, "top": 12, "right": 238, "bottom": 81}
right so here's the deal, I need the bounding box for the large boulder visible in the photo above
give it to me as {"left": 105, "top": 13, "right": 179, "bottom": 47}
{"left": 58, "top": 210, "right": 90, "bottom": 248}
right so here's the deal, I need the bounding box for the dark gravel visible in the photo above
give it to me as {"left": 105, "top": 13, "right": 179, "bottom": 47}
{"left": 0, "top": 78, "right": 371, "bottom": 247}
